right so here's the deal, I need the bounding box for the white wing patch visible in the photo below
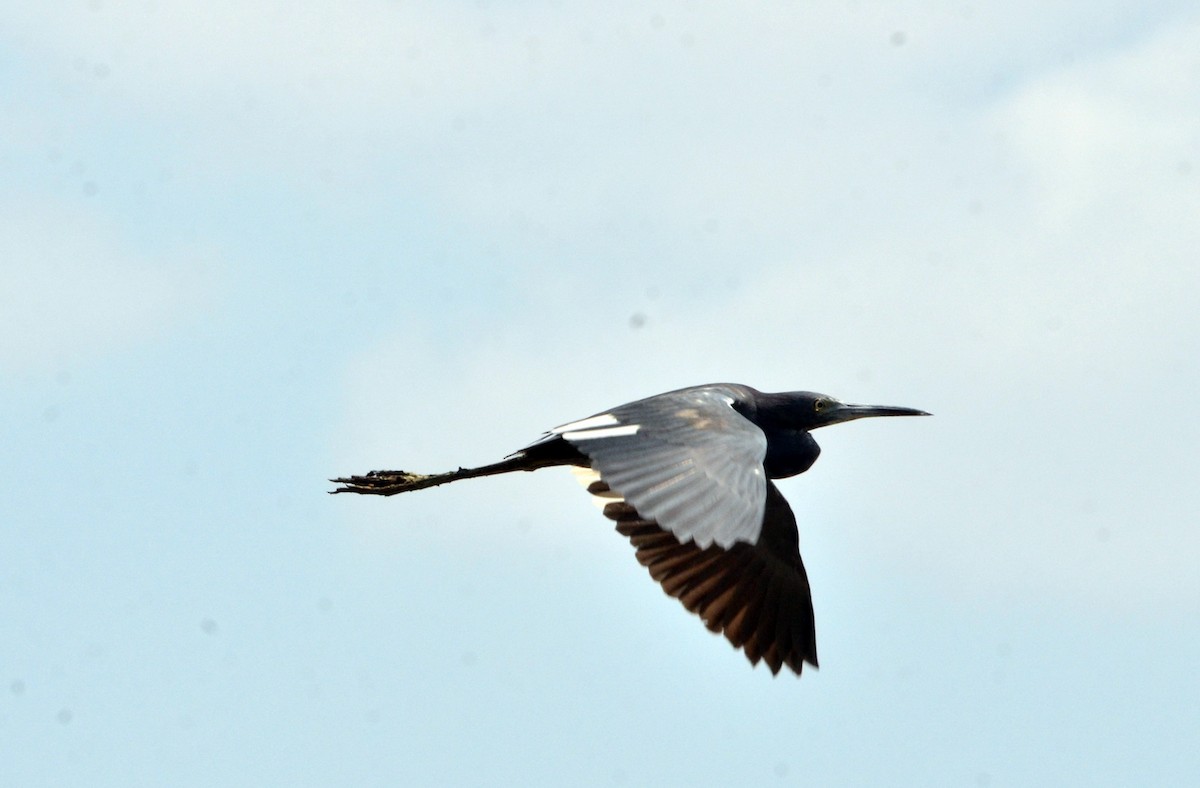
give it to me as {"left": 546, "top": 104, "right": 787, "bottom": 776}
{"left": 552, "top": 413, "right": 618, "bottom": 434}
{"left": 561, "top": 424, "right": 640, "bottom": 441}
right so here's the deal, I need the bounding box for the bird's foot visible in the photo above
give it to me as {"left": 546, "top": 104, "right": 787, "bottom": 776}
{"left": 329, "top": 470, "right": 436, "bottom": 495}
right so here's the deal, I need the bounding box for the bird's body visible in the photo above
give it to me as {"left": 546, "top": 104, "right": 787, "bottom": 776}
{"left": 332, "top": 383, "right": 928, "bottom": 675}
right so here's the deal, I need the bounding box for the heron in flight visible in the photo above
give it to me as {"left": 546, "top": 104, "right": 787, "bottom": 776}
{"left": 332, "top": 383, "right": 928, "bottom": 676}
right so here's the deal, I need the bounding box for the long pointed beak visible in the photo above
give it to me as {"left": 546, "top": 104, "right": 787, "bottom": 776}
{"left": 822, "top": 402, "right": 931, "bottom": 427}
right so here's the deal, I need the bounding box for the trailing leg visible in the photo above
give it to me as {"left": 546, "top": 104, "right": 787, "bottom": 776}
{"left": 330, "top": 436, "right": 588, "bottom": 496}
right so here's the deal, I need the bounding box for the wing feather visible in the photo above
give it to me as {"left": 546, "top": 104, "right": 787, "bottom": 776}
{"left": 551, "top": 385, "right": 767, "bottom": 549}
{"left": 583, "top": 474, "right": 818, "bottom": 675}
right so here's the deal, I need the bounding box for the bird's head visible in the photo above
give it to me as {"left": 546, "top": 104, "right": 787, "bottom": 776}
{"left": 788, "top": 391, "right": 930, "bottom": 431}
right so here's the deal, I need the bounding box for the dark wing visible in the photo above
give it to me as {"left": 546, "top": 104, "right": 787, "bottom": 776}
{"left": 578, "top": 471, "right": 817, "bottom": 675}
{"left": 541, "top": 385, "right": 767, "bottom": 549}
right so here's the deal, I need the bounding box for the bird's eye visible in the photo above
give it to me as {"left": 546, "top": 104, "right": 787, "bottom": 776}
{"left": 813, "top": 398, "right": 827, "bottom": 413}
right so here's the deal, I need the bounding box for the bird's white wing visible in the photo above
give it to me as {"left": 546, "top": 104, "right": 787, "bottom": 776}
{"left": 549, "top": 386, "right": 767, "bottom": 548}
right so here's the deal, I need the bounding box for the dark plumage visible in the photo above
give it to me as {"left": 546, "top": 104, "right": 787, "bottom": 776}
{"left": 332, "top": 383, "right": 928, "bottom": 675}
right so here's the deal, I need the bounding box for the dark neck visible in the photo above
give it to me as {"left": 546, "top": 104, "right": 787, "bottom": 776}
{"left": 742, "top": 392, "right": 823, "bottom": 479}
{"left": 762, "top": 429, "right": 821, "bottom": 479}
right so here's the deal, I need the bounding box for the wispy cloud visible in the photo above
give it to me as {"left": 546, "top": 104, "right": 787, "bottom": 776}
{"left": 325, "top": 8, "right": 1200, "bottom": 608}
{"left": 5, "top": 2, "right": 1197, "bottom": 601}
{"left": 0, "top": 196, "right": 218, "bottom": 368}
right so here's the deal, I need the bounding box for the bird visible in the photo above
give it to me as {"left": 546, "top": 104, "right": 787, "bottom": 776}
{"left": 331, "top": 383, "right": 929, "bottom": 676}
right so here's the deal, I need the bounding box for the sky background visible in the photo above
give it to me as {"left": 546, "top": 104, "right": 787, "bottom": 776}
{"left": 2, "top": 2, "right": 1199, "bottom": 785}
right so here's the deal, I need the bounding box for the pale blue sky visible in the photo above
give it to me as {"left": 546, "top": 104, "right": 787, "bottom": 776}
{"left": 3, "top": 2, "right": 1198, "bottom": 785}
